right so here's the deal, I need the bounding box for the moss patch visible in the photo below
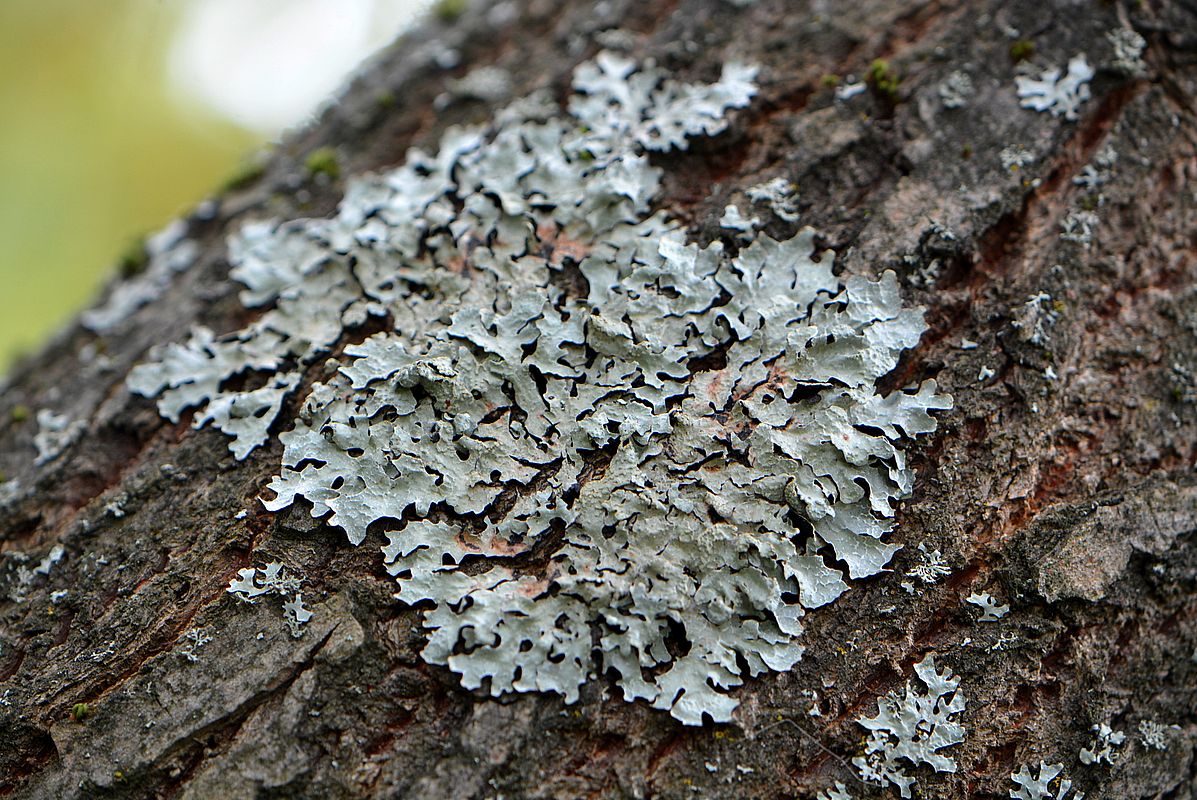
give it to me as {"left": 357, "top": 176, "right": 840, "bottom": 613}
{"left": 433, "top": 0, "right": 468, "bottom": 23}
{"left": 304, "top": 147, "right": 340, "bottom": 181}
{"left": 867, "top": 58, "right": 900, "bottom": 101}
{"left": 1010, "top": 39, "right": 1035, "bottom": 63}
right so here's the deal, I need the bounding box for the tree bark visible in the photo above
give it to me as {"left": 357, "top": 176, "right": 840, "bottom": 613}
{"left": 2, "top": 0, "right": 1197, "bottom": 798}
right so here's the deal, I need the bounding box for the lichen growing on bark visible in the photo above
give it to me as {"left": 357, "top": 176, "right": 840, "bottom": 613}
{"left": 128, "top": 52, "right": 950, "bottom": 725}
{"left": 853, "top": 655, "right": 967, "bottom": 797}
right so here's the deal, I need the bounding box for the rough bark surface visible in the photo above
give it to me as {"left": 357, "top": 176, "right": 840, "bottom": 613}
{"left": 2, "top": 1, "right": 1197, "bottom": 798}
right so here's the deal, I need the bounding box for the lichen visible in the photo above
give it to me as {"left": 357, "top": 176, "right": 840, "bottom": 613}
{"left": 447, "top": 66, "right": 512, "bottom": 103}
{"left": 907, "top": 543, "right": 952, "bottom": 585}
{"left": 177, "top": 628, "right": 213, "bottom": 663}
{"left": 33, "top": 410, "right": 85, "bottom": 465}
{"left": 1137, "top": 719, "right": 1169, "bottom": 750}
{"left": 999, "top": 144, "right": 1034, "bottom": 172}
{"left": 281, "top": 594, "right": 313, "bottom": 638}
{"left": 719, "top": 204, "right": 759, "bottom": 235}
{"left": 82, "top": 220, "right": 199, "bottom": 334}
{"left": 1059, "top": 210, "right": 1098, "bottom": 247}
{"left": 745, "top": 177, "right": 801, "bottom": 223}
{"left": 965, "top": 591, "right": 1009, "bottom": 622}
{"left": 938, "top": 70, "right": 974, "bottom": 109}
{"left": 1009, "top": 762, "right": 1084, "bottom": 800}
{"left": 227, "top": 561, "right": 313, "bottom": 637}
{"left": 1107, "top": 28, "right": 1147, "bottom": 77}
{"left": 1016, "top": 55, "right": 1093, "bottom": 121}
{"left": 1011, "top": 292, "right": 1059, "bottom": 346}
{"left": 1079, "top": 722, "right": 1125, "bottom": 765}
{"left": 853, "top": 654, "right": 967, "bottom": 798}
{"left": 130, "top": 53, "right": 950, "bottom": 725}
{"left": 816, "top": 783, "right": 854, "bottom": 800}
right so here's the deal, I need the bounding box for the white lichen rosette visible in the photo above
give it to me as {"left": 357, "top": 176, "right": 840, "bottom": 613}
{"left": 130, "top": 52, "right": 951, "bottom": 724}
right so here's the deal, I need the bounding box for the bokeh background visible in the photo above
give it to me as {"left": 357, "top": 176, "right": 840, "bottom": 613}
{"left": 0, "top": 0, "right": 426, "bottom": 371}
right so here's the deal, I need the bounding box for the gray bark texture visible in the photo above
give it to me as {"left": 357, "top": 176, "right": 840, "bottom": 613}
{"left": 3, "top": 0, "right": 1197, "bottom": 797}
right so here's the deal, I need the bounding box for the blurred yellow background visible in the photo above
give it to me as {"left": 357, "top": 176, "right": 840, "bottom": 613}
{"left": 0, "top": 0, "right": 422, "bottom": 371}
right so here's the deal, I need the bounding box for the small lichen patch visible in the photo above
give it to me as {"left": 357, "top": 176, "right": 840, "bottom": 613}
{"left": 1009, "top": 762, "right": 1084, "bottom": 800}
{"left": 33, "top": 410, "right": 85, "bottom": 466}
{"left": 1000, "top": 144, "right": 1034, "bottom": 172}
{"left": 33, "top": 544, "right": 65, "bottom": 576}
{"left": 853, "top": 654, "right": 966, "bottom": 798}
{"left": 965, "top": 591, "right": 1009, "bottom": 621}
{"left": 1079, "top": 723, "right": 1125, "bottom": 765}
{"left": 227, "top": 561, "right": 301, "bottom": 601}
{"left": 719, "top": 204, "right": 760, "bottom": 235}
{"left": 907, "top": 543, "right": 952, "bottom": 585}
{"left": 82, "top": 219, "right": 199, "bottom": 334}
{"left": 1016, "top": 55, "right": 1093, "bottom": 120}
{"left": 281, "top": 594, "right": 314, "bottom": 638}
{"left": 938, "top": 71, "right": 974, "bottom": 109}
{"left": 1137, "top": 719, "right": 1169, "bottom": 750}
{"left": 447, "top": 66, "right": 513, "bottom": 103}
{"left": 745, "top": 177, "right": 801, "bottom": 223}
{"left": 1059, "top": 210, "right": 1098, "bottom": 247}
{"left": 227, "top": 561, "right": 313, "bottom": 638}
{"left": 1107, "top": 28, "right": 1147, "bottom": 77}
{"left": 1012, "top": 292, "right": 1059, "bottom": 346}
{"left": 816, "top": 782, "right": 854, "bottom": 800}
{"left": 177, "top": 628, "right": 212, "bottom": 663}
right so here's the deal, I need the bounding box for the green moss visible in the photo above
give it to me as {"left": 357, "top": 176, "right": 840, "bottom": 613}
{"left": 221, "top": 158, "right": 266, "bottom": 193}
{"left": 304, "top": 147, "right": 340, "bottom": 181}
{"left": 117, "top": 237, "right": 149, "bottom": 278}
{"left": 1009, "top": 40, "right": 1035, "bottom": 63}
{"left": 70, "top": 702, "right": 90, "bottom": 722}
{"left": 10, "top": 404, "right": 29, "bottom": 424}
{"left": 433, "top": 0, "right": 467, "bottom": 23}
{"left": 961, "top": 143, "right": 973, "bottom": 159}
{"left": 867, "top": 59, "right": 900, "bottom": 100}
{"left": 375, "top": 90, "right": 397, "bottom": 110}
{"left": 820, "top": 73, "right": 841, "bottom": 88}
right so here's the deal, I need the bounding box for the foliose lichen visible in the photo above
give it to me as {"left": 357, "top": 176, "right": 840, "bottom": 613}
{"left": 853, "top": 654, "right": 967, "bottom": 798}
{"left": 816, "top": 782, "right": 854, "bottom": 800}
{"left": 82, "top": 220, "right": 199, "bottom": 334}
{"left": 938, "top": 70, "right": 974, "bottom": 110}
{"left": 1137, "top": 719, "right": 1170, "bottom": 751}
{"left": 227, "top": 561, "right": 313, "bottom": 638}
{"left": 33, "top": 410, "right": 85, "bottom": 466}
{"left": 1079, "top": 722, "right": 1125, "bottom": 765}
{"left": 965, "top": 591, "right": 1009, "bottom": 622}
{"left": 130, "top": 52, "right": 950, "bottom": 724}
{"left": 1016, "top": 55, "right": 1093, "bottom": 121}
{"left": 1107, "top": 28, "right": 1147, "bottom": 77}
{"left": 1009, "top": 761, "right": 1084, "bottom": 800}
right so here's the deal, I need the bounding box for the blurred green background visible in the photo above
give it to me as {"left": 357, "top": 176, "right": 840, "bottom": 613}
{"left": 0, "top": 0, "right": 422, "bottom": 372}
